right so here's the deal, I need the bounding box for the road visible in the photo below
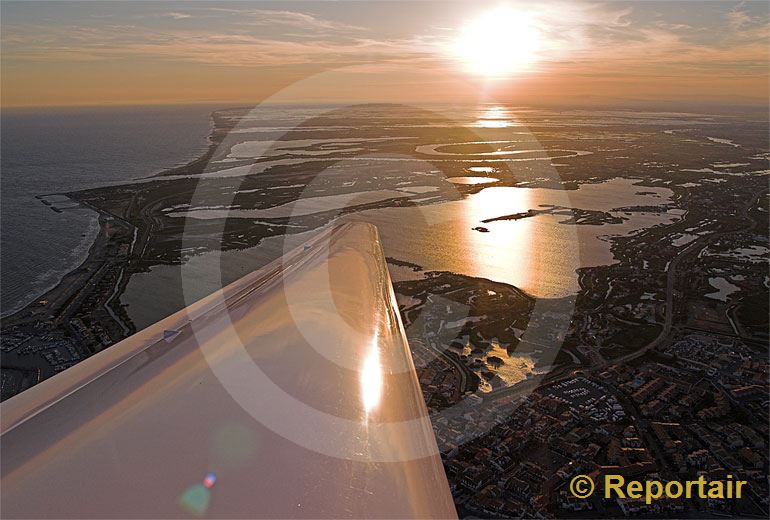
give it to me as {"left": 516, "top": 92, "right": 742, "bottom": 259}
{"left": 425, "top": 340, "right": 471, "bottom": 398}
{"left": 611, "top": 189, "right": 763, "bottom": 366}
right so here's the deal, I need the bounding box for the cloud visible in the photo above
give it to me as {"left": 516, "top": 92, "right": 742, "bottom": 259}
{"left": 499, "top": 1, "right": 768, "bottom": 78}
{"left": 194, "top": 7, "right": 366, "bottom": 33}
{"left": 163, "top": 12, "right": 192, "bottom": 20}
{"left": 0, "top": 22, "right": 432, "bottom": 70}
{"left": 1, "top": 2, "right": 767, "bottom": 82}
{"left": 726, "top": 2, "right": 753, "bottom": 30}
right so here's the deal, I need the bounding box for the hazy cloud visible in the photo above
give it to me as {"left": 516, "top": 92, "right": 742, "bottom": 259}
{"left": 2, "top": 2, "right": 767, "bottom": 78}
{"left": 195, "top": 7, "right": 367, "bottom": 33}
{"left": 162, "top": 12, "right": 192, "bottom": 20}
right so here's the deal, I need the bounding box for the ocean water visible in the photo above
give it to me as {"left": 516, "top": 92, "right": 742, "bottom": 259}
{"left": 1, "top": 105, "right": 215, "bottom": 316}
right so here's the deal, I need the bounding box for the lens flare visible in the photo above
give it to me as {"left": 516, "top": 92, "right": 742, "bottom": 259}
{"left": 178, "top": 484, "right": 211, "bottom": 517}
{"left": 203, "top": 472, "right": 217, "bottom": 489}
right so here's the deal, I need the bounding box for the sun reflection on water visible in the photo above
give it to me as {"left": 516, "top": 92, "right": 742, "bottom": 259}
{"left": 463, "top": 186, "right": 540, "bottom": 294}
{"left": 474, "top": 106, "right": 517, "bottom": 128}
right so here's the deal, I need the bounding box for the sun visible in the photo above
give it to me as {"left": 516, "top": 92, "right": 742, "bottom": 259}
{"left": 452, "top": 6, "right": 541, "bottom": 78}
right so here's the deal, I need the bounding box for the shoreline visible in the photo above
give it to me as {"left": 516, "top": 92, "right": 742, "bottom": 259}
{"left": 0, "top": 209, "right": 101, "bottom": 319}
{"left": 145, "top": 109, "right": 233, "bottom": 179}
{"left": 1, "top": 109, "right": 222, "bottom": 328}
{"left": 0, "top": 211, "right": 133, "bottom": 328}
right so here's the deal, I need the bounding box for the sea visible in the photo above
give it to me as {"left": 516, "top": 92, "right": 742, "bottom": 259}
{"left": 0, "top": 105, "right": 216, "bottom": 316}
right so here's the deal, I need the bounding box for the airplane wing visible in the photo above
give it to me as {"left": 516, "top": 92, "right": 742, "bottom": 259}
{"left": 1, "top": 222, "right": 457, "bottom": 519}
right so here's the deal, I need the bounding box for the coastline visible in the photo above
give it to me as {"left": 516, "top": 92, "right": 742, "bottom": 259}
{"left": 0, "top": 209, "right": 101, "bottom": 319}
{"left": 1, "top": 109, "right": 221, "bottom": 329}
{"left": 146, "top": 108, "right": 233, "bottom": 178}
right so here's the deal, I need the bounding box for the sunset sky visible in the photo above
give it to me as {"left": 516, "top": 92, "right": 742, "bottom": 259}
{"left": 1, "top": 1, "right": 768, "bottom": 107}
